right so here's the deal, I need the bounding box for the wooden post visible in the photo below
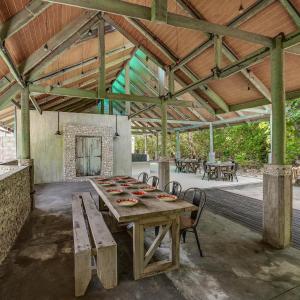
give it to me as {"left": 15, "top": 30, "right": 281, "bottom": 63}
{"left": 209, "top": 122, "right": 215, "bottom": 162}
{"left": 214, "top": 34, "right": 222, "bottom": 70}
{"left": 175, "top": 131, "right": 180, "bottom": 159}
{"left": 125, "top": 63, "right": 130, "bottom": 115}
{"left": 20, "top": 86, "right": 30, "bottom": 159}
{"left": 263, "top": 35, "right": 292, "bottom": 249}
{"left": 98, "top": 17, "right": 105, "bottom": 99}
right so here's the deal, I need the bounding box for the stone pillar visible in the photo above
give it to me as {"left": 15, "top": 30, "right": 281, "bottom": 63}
{"left": 175, "top": 131, "right": 181, "bottom": 159}
{"left": 209, "top": 122, "right": 215, "bottom": 162}
{"left": 263, "top": 165, "right": 292, "bottom": 248}
{"left": 268, "top": 113, "right": 272, "bottom": 163}
{"left": 263, "top": 34, "right": 292, "bottom": 249}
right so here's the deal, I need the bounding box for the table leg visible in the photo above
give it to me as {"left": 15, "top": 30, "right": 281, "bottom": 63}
{"left": 132, "top": 215, "right": 180, "bottom": 280}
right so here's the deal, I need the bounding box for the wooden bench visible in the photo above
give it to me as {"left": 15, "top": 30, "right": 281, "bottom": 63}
{"left": 72, "top": 192, "right": 117, "bottom": 297}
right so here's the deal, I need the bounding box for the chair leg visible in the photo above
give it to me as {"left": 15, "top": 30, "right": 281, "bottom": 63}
{"left": 193, "top": 228, "right": 203, "bottom": 257}
{"left": 182, "top": 230, "right": 187, "bottom": 243}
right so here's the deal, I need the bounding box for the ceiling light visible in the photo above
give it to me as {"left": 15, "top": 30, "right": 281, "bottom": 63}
{"left": 88, "top": 29, "right": 93, "bottom": 36}
{"left": 43, "top": 43, "right": 49, "bottom": 51}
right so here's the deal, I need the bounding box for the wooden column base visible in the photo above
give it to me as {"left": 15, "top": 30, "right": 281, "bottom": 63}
{"left": 263, "top": 164, "right": 292, "bottom": 249}
{"left": 158, "top": 159, "right": 170, "bottom": 191}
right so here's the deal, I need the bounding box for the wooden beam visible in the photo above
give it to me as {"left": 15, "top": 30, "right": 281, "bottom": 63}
{"left": 214, "top": 34, "right": 222, "bottom": 70}
{"left": 125, "top": 18, "right": 225, "bottom": 112}
{"left": 132, "top": 117, "right": 206, "bottom": 125}
{"left": 98, "top": 17, "right": 106, "bottom": 99}
{"left": 0, "top": 0, "right": 51, "bottom": 40}
{"left": 0, "top": 43, "right": 25, "bottom": 87}
{"left": 152, "top": 0, "right": 168, "bottom": 23}
{"left": 175, "top": 0, "right": 272, "bottom": 101}
{"left": 279, "top": 0, "right": 300, "bottom": 28}
{"left": 174, "top": 46, "right": 270, "bottom": 97}
{"left": 128, "top": 104, "right": 156, "bottom": 119}
{"left": 29, "top": 95, "right": 42, "bottom": 115}
{"left": 28, "top": 84, "right": 194, "bottom": 106}
{"left": 45, "top": 0, "right": 273, "bottom": 46}
{"left": 0, "top": 85, "right": 21, "bottom": 110}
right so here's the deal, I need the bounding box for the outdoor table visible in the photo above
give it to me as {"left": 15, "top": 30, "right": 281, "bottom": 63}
{"left": 89, "top": 176, "right": 196, "bottom": 280}
{"left": 206, "top": 161, "right": 234, "bottom": 179}
{"left": 177, "top": 159, "right": 200, "bottom": 173}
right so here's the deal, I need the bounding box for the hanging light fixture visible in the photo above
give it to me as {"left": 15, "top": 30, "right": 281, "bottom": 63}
{"left": 43, "top": 43, "right": 49, "bottom": 51}
{"left": 88, "top": 29, "right": 93, "bottom": 36}
{"left": 239, "top": 0, "right": 244, "bottom": 13}
{"left": 114, "top": 115, "right": 120, "bottom": 138}
{"left": 55, "top": 111, "right": 62, "bottom": 135}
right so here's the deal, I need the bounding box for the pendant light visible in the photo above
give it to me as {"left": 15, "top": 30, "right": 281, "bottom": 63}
{"left": 114, "top": 115, "right": 120, "bottom": 138}
{"left": 55, "top": 111, "right": 62, "bottom": 135}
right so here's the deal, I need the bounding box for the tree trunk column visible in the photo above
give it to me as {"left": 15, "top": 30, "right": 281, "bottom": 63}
{"left": 263, "top": 35, "right": 292, "bottom": 249}
{"left": 19, "top": 86, "right": 34, "bottom": 210}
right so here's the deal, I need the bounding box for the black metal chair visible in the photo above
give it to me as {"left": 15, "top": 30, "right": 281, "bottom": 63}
{"left": 164, "top": 181, "right": 182, "bottom": 196}
{"left": 222, "top": 163, "right": 238, "bottom": 182}
{"left": 138, "top": 172, "right": 149, "bottom": 183}
{"left": 180, "top": 188, "right": 206, "bottom": 257}
{"left": 147, "top": 176, "right": 159, "bottom": 187}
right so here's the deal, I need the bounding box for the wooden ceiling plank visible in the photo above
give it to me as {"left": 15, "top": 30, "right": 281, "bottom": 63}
{"left": 24, "top": 11, "right": 100, "bottom": 79}
{"left": 0, "top": 0, "right": 52, "bottom": 40}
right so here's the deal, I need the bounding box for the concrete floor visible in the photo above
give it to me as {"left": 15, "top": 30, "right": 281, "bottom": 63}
{"left": 0, "top": 181, "right": 300, "bottom": 300}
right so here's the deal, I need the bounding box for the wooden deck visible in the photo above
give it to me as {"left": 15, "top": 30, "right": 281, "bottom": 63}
{"left": 205, "top": 188, "right": 300, "bottom": 249}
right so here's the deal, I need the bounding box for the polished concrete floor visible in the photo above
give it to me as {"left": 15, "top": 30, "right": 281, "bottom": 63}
{"left": 0, "top": 181, "right": 300, "bottom": 300}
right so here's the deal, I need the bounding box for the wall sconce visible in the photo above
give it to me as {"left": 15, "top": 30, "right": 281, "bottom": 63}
{"left": 55, "top": 111, "right": 62, "bottom": 135}
{"left": 114, "top": 115, "right": 120, "bottom": 138}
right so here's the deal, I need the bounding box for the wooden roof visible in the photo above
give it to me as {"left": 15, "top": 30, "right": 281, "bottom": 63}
{"left": 0, "top": 0, "right": 299, "bottom": 132}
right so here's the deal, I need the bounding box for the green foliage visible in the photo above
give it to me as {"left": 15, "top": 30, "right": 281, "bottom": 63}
{"left": 134, "top": 102, "right": 300, "bottom": 167}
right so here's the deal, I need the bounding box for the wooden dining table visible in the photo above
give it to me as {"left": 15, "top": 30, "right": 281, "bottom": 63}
{"left": 206, "top": 161, "right": 235, "bottom": 179}
{"left": 89, "top": 176, "right": 196, "bottom": 280}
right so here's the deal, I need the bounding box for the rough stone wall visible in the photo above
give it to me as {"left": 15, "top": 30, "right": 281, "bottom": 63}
{"left": 63, "top": 124, "right": 113, "bottom": 181}
{"left": 0, "top": 136, "right": 16, "bottom": 163}
{"left": 0, "top": 167, "right": 31, "bottom": 264}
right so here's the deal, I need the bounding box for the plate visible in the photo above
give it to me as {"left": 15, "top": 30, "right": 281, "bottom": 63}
{"left": 132, "top": 190, "right": 147, "bottom": 196}
{"left": 100, "top": 181, "right": 115, "bottom": 186}
{"left": 143, "top": 187, "right": 157, "bottom": 192}
{"left": 156, "top": 194, "right": 177, "bottom": 202}
{"left": 116, "top": 198, "right": 139, "bottom": 207}
{"left": 120, "top": 183, "right": 132, "bottom": 187}
{"left": 106, "top": 189, "right": 124, "bottom": 195}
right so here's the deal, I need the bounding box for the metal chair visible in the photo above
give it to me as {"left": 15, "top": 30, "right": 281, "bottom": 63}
{"left": 164, "top": 181, "right": 182, "bottom": 196}
{"left": 223, "top": 163, "right": 238, "bottom": 182}
{"left": 180, "top": 188, "right": 207, "bottom": 257}
{"left": 147, "top": 176, "right": 159, "bottom": 187}
{"left": 138, "top": 172, "right": 149, "bottom": 183}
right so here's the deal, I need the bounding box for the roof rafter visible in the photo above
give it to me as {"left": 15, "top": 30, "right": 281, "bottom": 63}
{"left": 45, "top": 0, "right": 273, "bottom": 46}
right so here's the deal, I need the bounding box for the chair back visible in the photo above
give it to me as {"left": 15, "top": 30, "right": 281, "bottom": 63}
{"left": 203, "top": 160, "right": 207, "bottom": 171}
{"left": 164, "top": 181, "right": 182, "bottom": 196}
{"left": 234, "top": 162, "right": 238, "bottom": 172}
{"left": 147, "top": 176, "right": 159, "bottom": 187}
{"left": 138, "top": 172, "right": 148, "bottom": 183}
{"left": 183, "top": 188, "right": 206, "bottom": 227}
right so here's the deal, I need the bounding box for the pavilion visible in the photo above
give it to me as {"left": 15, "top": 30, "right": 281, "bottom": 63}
{"left": 0, "top": 0, "right": 299, "bottom": 299}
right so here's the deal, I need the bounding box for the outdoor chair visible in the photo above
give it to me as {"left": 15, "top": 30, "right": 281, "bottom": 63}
{"left": 164, "top": 181, "right": 182, "bottom": 196}
{"left": 180, "top": 188, "right": 207, "bottom": 257}
{"left": 147, "top": 176, "right": 159, "bottom": 187}
{"left": 138, "top": 172, "right": 149, "bottom": 183}
{"left": 202, "top": 161, "right": 217, "bottom": 180}
{"left": 223, "top": 163, "right": 238, "bottom": 182}
{"left": 175, "top": 159, "right": 182, "bottom": 173}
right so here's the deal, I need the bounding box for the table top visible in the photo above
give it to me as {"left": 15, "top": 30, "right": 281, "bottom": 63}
{"left": 206, "top": 161, "right": 234, "bottom": 167}
{"left": 89, "top": 176, "right": 196, "bottom": 223}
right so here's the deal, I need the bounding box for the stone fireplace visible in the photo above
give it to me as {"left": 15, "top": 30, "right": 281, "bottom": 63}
{"left": 63, "top": 124, "right": 113, "bottom": 181}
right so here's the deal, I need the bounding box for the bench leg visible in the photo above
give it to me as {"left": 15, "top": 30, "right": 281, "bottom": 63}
{"left": 74, "top": 250, "right": 92, "bottom": 297}
{"left": 97, "top": 246, "right": 118, "bottom": 289}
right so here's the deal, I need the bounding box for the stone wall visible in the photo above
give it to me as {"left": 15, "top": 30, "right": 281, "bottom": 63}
{"left": 0, "top": 166, "right": 31, "bottom": 264}
{"left": 0, "top": 136, "right": 16, "bottom": 163}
